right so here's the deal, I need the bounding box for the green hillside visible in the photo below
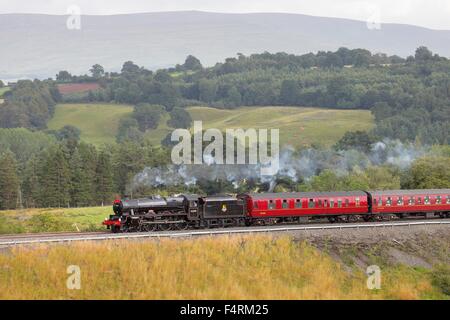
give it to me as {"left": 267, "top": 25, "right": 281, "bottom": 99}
{"left": 0, "top": 86, "right": 10, "bottom": 97}
{"left": 48, "top": 103, "right": 133, "bottom": 145}
{"left": 188, "top": 106, "right": 374, "bottom": 148}
{"left": 48, "top": 104, "right": 374, "bottom": 148}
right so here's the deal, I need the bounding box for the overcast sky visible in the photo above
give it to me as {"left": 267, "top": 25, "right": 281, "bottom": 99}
{"left": 1, "top": 0, "right": 450, "bottom": 30}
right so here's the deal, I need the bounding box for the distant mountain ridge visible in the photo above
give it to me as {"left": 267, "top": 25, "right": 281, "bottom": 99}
{"left": 2, "top": 10, "right": 450, "bottom": 81}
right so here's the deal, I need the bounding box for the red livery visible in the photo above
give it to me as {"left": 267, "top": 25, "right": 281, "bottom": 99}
{"left": 103, "top": 189, "right": 450, "bottom": 232}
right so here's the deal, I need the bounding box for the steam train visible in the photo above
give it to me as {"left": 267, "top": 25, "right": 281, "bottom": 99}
{"left": 103, "top": 189, "right": 450, "bottom": 233}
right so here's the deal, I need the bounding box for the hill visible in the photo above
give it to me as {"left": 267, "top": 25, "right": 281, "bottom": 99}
{"left": 2, "top": 11, "right": 450, "bottom": 80}
{"left": 47, "top": 103, "right": 374, "bottom": 147}
{"left": 47, "top": 103, "right": 133, "bottom": 145}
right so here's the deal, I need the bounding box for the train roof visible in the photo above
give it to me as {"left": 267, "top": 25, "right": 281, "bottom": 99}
{"left": 202, "top": 194, "right": 239, "bottom": 202}
{"left": 180, "top": 194, "right": 202, "bottom": 201}
{"left": 247, "top": 191, "right": 367, "bottom": 200}
{"left": 368, "top": 189, "right": 450, "bottom": 196}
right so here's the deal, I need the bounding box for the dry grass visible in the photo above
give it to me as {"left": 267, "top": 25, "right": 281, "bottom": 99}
{"left": 0, "top": 236, "right": 444, "bottom": 300}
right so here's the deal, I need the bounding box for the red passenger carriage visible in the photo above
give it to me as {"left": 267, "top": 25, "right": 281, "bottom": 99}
{"left": 241, "top": 191, "right": 369, "bottom": 221}
{"left": 369, "top": 189, "right": 450, "bottom": 218}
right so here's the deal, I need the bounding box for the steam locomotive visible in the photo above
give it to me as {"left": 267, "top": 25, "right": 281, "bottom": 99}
{"left": 103, "top": 189, "right": 450, "bottom": 232}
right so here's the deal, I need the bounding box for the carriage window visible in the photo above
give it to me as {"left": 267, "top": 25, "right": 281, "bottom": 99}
{"left": 408, "top": 197, "right": 414, "bottom": 205}
{"left": 397, "top": 197, "right": 403, "bottom": 205}
{"left": 378, "top": 198, "right": 382, "bottom": 206}
{"left": 308, "top": 199, "right": 315, "bottom": 208}
{"left": 282, "top": 199, "right": 288, "bottom": 208}
{"left": 355, "top": 198, "right": 360, "bottom": 206}
{"left": 330, "top": 200, "right": 334, "bottom": 208}
{"left": 268, "top": 200, "right": 275, "bottom": 209}
{"left": 338, "top": 199, "right": 342, "bottom": 208}
{"left": 253, "top": 201, "right": 259, "bottom": 209}
{"left": 386, "top": 197, "right": 392, "bottom": 206}
{"left": 295, "top": 199, "right": 302, "bottom": 208}
{"left": 436, "top": 196, "right": 442, "bottom": 204}
{"left": 192, "top": 201, "right": 197, "bottom": 207}
{"left": 424, "top": 196, "right": 430, "bottom": 205}
{"left": 447, "top": 196, "right": 450, "bottom": 204}
{"left": 345, "top": 199, "right": 350, "bottom": 207}
{"left": 318, "top": 199, "right": 323, "bottom": 207}
{"left": 418, "top": 197, "right": 422, "bottom": 204}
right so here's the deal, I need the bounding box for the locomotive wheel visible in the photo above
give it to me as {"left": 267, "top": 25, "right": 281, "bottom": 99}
{"left": 140, "top": 223, "right": 156, "bottom": 232}
{"left": 158, "top": 223, "right": 172, "bottom": 231}
{"left": 175, "top": 221, "right": 189, "bottom": 230}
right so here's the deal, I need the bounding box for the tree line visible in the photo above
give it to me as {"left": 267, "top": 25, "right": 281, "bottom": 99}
{"left": 0, "top": 127, "right": 448, "bottom": 210}
{"left": 0, "top": 129, "right": 170, "bottom": 210}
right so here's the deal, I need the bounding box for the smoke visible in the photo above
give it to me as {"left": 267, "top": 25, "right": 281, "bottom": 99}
{"left": 131, "top": 139, "right": 428, "bottom": 191}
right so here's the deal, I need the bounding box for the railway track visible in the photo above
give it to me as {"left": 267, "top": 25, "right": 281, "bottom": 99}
{"left": 0, "top": 219, "right": 449, "bottom": 246}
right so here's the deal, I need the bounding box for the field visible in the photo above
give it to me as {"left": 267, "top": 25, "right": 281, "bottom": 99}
{"left": 0, "top": 207, "right": 110, "bottom": 234}
{"left": 188, "top": 106, "right": 374, "bottom": 148}
{"left": 57, "top": 83, "right": 100, "bottom": 95}
{"left": 48, "top": 104, "right": 374, "bottom": 147}
{"left": 0, "top": 235, "right": 447, "bottom": 299}
{"left": 0, "top": 86, "right": 10, "bottom": 97}
{"left": 47, "top": 103, "right": 133, "bottom": 145}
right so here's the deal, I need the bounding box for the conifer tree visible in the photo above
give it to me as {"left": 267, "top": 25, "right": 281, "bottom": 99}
{"left": 95, "top": 150, "right": 114, "bottom": 205}
{"left": 0, "top": 151, "right": 20, "bottom": 210}
{"left": 38, "top": 146, "right": 71, "bottom": 207}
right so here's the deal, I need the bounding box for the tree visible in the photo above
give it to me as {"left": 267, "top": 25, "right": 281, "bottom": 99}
{"left": 69, "top": 148, "right": 92, "bottom": 207}
{"left": 415, "top": 46, "right": 433, "bottom": 62}
{"left": 226, "top": 86, "right": 242, "bottom": 106}
{"left": 334, "top": 131, "right": 376, "bottom": 153}
{"left": 168, "top": 107, "right": 192, "bottom": 129}
{"left": 0, "top": 151, "right": 20, "bottom": 210}
{"left": 22, "top": 155, "right": 41, "bottom": 208}
{"left": 56, "top": 70, "right": 73, "bottom": 82}
{"left": 38, "top": 146, "right": 71, "bottom": 207}
{"left": 95, "top": 150, "right": 114, "bottom": 205}
{"left": 121, "top": 61, "right": 140, "bottom": 76}
{"left": 133, "top": 104, "right": 165, "bottom": 131}
{"left": 0, "top": 80, "right": 4, "bottom": 88}
{"left": 198, "top": 79, "right": 217, "bottom": 103}
{"left": 280, "top": 80, "right": 299, "bottom": 105}
{"left": 54, "top": 125, "right": 81, "bottom": 142}
{"left": 402, "top": 156, "right": 450, "bottom": 189}
{"left": 183, "top": 55, "right": 203, "bottom": 71}
{"left": 89, "top": 64, "right": 105, "bottom": 78}
{"left": 116, "top": 118, "right": 143, "bottom": 143}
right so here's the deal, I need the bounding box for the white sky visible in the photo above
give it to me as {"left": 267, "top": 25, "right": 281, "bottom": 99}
{"left": 1, "top": 0, "right": 450, "bottom": 30}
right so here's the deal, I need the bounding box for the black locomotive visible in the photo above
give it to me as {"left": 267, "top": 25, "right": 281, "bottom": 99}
{"left": 105, "top": 194, "right": 246, "bottom": 232}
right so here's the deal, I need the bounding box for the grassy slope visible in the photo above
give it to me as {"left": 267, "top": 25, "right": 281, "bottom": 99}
{"left": 0, "top": 207, "right": 110, "bottom": 234}
{"left": 49, "top": 104, "right": 374, "bottom": 148}
{"left": 0, "top": 86, "right": 10, "bottom": 97}
{"left": 188, "top": 106, "right": 374, "bottom": 148}
{"left": 0, "top": 236, "right": 447, "bottom": 299}
{"left": 47, "top": 103, "right": 133, "bottom": 145}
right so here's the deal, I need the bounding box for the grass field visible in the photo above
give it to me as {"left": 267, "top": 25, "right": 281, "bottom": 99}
{"left": 0, "top": 236, "right": 446, "bottom": 299}
{"left": 48, "top": 104, "right": 374, "bottom": 148}
{"left": 47, "top": 103, "right": 133, "bottom": 145}
{"left": 188, "top": 106, "right": 374, "bottom": 148}
{"left": 0, "top": 207, "right": 110, "bottom": 234}
{"left": 0, "top": 86, "right": 10, "bottom": 97}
